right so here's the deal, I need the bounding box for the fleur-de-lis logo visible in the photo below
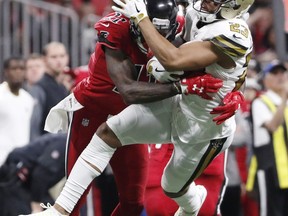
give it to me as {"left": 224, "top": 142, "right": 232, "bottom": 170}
{"left": 192, "top": 84, "right": 204, "bottom": 93}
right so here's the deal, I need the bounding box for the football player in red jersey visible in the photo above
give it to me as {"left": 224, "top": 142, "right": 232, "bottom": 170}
{"left": 65, "top": 4, "right": 182, "bottom": 216}
{"left": 21, "top": 0, "right": 223, "bottom": 216}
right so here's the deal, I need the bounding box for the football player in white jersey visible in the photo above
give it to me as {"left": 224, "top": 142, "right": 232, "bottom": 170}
{"left": 110, "top": 1, "right": 253, "bottom": 215}
{"left": 21, "top": 0, "right": 254, "bottom": 216}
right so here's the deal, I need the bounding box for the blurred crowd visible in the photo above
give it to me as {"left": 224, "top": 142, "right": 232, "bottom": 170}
{"left": 40, "top": 0, "right": 112, "bottom": 17}
{"left": 0, "top": 0, "right": 288, "bottom": 216}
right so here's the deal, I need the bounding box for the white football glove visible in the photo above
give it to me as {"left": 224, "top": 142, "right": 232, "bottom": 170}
{"left": 112, "top": 0, "right": 148, "bottom": 25}
{"left": 147, "top": 56, "right": 184, "bottom": 83}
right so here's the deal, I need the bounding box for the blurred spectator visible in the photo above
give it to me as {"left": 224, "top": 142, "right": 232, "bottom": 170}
{"left": 29, "top": 42, "right": 69, "bottom": 141}
{"left": 247, "top": 58, "right": 262, "bottom": 79}
{"left": 228, "top": 77, "right": 262, "bottom": 216}
{"left": 0, "top": 57, "right": 34, "bottom": 166}
{"left": 24, "top": 54, "right": 47, "bottom": 143}
{"left": 221, "top": 110, "right": 252, "bottom": 216}
{"left": 44, "top": 0, "right": 72, "bottom": 7}
{"left": 244, "top": 78, "right": 262, "bottom": 111}
{"left": 62, "top": 65, "right": 89, "bottom": 90}
{"left": 256, "top": 26, "right": 278, "bottom": 66}
{"left": 0, "top": 133, "right": 66, "bottom": 215}
{"left": 71, "top": 0, "right": 100, "bottom": 62}
{"left": 221, "top": 76, "right": 262, "bottom": 216}
{"left": 72, "top": 0, "right": 112, "bottom": 16}
{"left": 73, "top": 0, "right": 96, "bottom": 18}
{"left": 251, "top": 60, "right": 288, "bottom": 216}
{"left": 24, "top": 53, "right": 46, "bottom": 91}
{"left": 58, "top": 69, "right": 76, "bottom": 92}
{"left": 248, "top": 4, "right": 273, "bottom": 54}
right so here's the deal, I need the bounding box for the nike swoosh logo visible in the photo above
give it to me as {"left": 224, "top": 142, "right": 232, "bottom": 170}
{"left": 135, "top": 3, "right": 140, "bottom": 12}
{"left": 232, "top": 34, "right": 242, "bottom": 39}
{"left": 155, "top": 67, "right": 166, "bottom": 72}
{"left": 100, "top": 23, "right": 109, "bottom": 27}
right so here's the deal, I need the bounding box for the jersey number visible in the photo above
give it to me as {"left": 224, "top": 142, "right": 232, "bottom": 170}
{"left": 103, "top": 12, "right": 127, "bottom": 24}
{"left": 230, "top": 23, "right": 249, "bottom": 38}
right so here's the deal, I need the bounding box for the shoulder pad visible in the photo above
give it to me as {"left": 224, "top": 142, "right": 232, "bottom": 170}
{"left": 206, "top": 19, "right": 252, "bottom": 58}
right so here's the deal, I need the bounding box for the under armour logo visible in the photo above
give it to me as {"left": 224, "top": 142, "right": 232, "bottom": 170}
{"left": 192, "top": 84, "right": 204, "bottom": 93}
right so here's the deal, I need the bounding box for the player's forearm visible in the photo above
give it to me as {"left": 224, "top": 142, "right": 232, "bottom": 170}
{"left": 138, "top": 18, "right": 178, "bottom": 70}
{"left": 138, "top": 19, "right": 217, "bottom": 72}
{"left": 120, "top": 81, "right": 179, "bottom": 104}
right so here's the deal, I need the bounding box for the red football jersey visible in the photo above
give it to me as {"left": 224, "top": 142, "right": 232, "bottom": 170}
{"left": 68, "top": 13, "right": 151, "bottom": 216}
{"left": 73, "top": 12, "right": 151, "bottom": 114}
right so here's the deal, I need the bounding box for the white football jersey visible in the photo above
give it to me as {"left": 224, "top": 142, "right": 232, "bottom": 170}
{"left": 173, "top": 7, "right": 253, "bottom": 142}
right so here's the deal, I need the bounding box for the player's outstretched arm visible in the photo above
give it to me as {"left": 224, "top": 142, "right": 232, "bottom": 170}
{"left": 112, "top": 0, "right": 222, "bottom": 72}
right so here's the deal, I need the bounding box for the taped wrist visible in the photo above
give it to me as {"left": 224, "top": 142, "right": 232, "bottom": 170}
{"left": 132, "top": 13, "right": 147, "bottom": 25}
